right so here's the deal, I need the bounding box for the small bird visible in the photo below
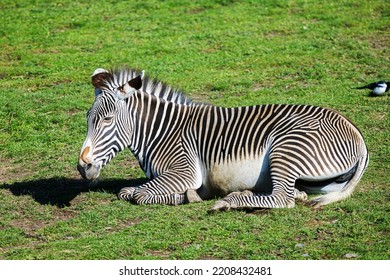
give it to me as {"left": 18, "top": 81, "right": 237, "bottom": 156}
{"left": 355, "top": 81, "right": 389, "bottom": 96}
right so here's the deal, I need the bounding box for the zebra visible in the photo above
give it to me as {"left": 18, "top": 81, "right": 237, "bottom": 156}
{"left": 77, "top": 66, "right": 369, "bottom": 211}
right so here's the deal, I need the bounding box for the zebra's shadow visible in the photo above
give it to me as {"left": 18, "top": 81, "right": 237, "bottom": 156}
{"left": 1, "top": 177, "right": 147, "bottom": 208}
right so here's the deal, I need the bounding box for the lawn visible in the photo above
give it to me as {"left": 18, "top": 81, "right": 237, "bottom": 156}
{"left": 0, "top": 0, "right": 389, "bottom": 260}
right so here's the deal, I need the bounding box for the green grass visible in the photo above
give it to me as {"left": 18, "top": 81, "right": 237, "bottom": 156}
{"left": 0, "top": 0, "right": 389, "bottom": 260}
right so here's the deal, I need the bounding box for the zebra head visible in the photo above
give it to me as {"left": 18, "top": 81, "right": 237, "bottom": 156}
{"left": 77, "top": 68, "right": 143, "bottom": 180}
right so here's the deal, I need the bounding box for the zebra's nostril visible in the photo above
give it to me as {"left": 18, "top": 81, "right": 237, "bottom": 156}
{"left": 77, "top": 162, "right": 100, "bottom": 180}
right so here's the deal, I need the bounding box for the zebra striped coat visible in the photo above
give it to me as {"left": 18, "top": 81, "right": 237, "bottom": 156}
{"left": 77, "top": 67, "right": 369, "bottom": 211}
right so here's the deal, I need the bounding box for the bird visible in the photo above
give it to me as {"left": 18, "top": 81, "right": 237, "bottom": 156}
{"left": 355, "top": 81, "right": 389, "bottom": 96}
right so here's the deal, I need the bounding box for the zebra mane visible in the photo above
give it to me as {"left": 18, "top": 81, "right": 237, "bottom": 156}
{"left": 103, "top": 66, "right": 193, "bottom": 105}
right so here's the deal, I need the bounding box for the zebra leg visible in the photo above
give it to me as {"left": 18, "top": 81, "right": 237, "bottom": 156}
{"left": 118, "top": 186, "right": 138, "bottom": 201}
{"left": 210, "top": 180, "right": 296, "bottom": 211}
{"left": 118, "top": 170, "right": 201, "bottom": 205}
{"left": 211, "top": 190, "right": 308, "bottom": 211}
{"left": 118, "top": 187, "right": 202, "bottom": 204}
{"left": 118, "top": 186, "right": 187, "bottom": 205}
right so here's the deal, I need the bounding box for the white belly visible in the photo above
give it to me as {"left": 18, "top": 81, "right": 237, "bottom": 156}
{"left": 200, "top": 153, "right": 272, "bottom": 198}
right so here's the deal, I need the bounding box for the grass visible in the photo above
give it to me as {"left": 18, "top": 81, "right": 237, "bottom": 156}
{"left": 0, "top": 0, "right": 389, "bottom": 260}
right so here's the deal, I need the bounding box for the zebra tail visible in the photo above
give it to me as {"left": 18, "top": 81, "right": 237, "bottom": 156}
{"left": 307, "top": 150, "right": 369, "bottom": 208}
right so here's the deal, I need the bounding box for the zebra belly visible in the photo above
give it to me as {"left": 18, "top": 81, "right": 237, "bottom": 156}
{"left": 200, "top": 155, "right": 272, "bottom": 198}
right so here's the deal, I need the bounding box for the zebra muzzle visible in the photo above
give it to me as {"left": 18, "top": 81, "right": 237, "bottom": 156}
{"left": 77, "top": 161, "right": 101, "bottom": 180}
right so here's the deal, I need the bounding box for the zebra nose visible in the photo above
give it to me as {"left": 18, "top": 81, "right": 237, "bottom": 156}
{"left": 80, "top": 146, "right": 92, "bottom": 164}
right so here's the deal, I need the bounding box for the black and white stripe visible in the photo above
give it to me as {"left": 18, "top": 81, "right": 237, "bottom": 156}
{"left": 78, "top": 67, "right": 369, "bottom": 210}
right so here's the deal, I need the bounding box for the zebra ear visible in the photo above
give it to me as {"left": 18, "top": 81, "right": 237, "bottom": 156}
{"left": 92, "top": 68, "right": 111, "bottom": 89}
{"left": 116, "top": 72, "right": 144, "bottom": 100}
{"left": 128, "top": 71, "right": 144, "bottom": 90}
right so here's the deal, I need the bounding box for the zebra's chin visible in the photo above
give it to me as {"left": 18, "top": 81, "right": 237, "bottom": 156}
{"left": 77, "top": 162, "right": 101, "bottom": 181}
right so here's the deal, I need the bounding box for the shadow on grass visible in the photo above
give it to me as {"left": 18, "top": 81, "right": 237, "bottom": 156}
{"left": 1, "top": 177, "right": 148, "bottom": 208}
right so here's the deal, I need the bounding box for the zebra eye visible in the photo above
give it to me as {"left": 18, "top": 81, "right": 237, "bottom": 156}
{"left": 103, "top": 115, "right": 114, "bottom": 123}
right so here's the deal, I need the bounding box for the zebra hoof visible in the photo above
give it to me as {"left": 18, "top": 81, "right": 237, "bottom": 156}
{"left": 118, "top": 187, "right": 137, "bottom": 201}
{"left": 296, "top": 191, "right": 308, "bottom": 202}
{"left": 305, "top": 197, "right": 324, "bottom": 209}
{"left": 305, "top": 195, "right": 327, "bottom": 209}
{"left": 185, "top": 189, "right": 202, "bottom": 203}
{"left": 209, "top": 200, "right": 231, "bottom": 213}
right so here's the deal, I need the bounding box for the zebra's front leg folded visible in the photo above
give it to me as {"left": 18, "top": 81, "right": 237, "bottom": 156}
{"left": 118, "top": 186, "right": 186, "bottom": 205}
{"left": 118, "top": 186, "right": 138, "bottom": 202}
{"left": 134, "top": 188, "right": 186, "bottom": 205}
{"left": 118, "top": 169, "right": 202, "bottom": 205}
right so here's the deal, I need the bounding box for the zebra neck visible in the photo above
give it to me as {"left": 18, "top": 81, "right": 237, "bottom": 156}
{"left": 127, "top": 93, "right": 190, "bottom": 173}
